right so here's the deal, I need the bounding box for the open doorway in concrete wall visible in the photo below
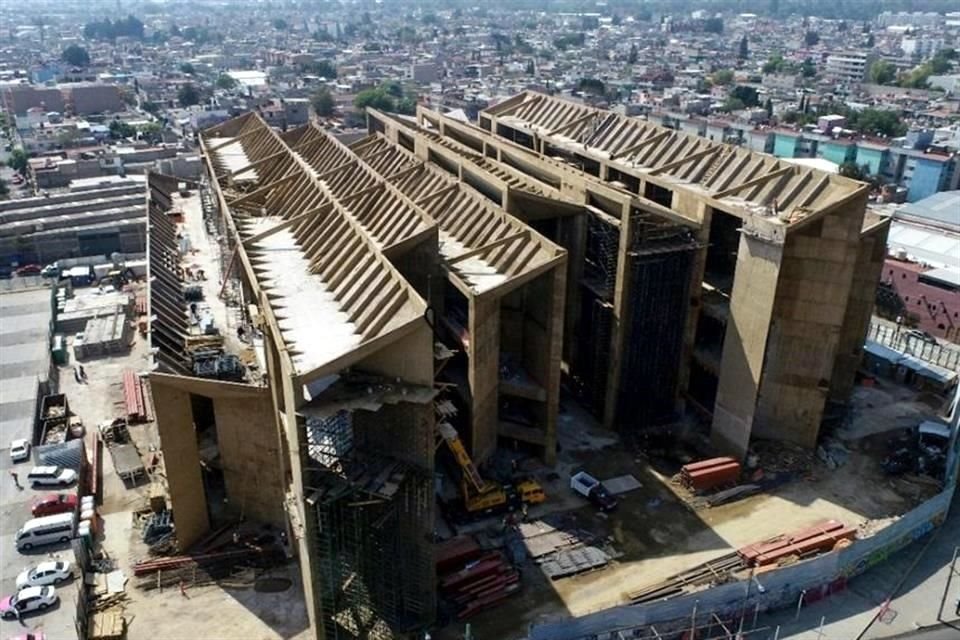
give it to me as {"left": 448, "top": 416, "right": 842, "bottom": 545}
{"left": 190, "top": 392, "right": 228, "bottom": 529}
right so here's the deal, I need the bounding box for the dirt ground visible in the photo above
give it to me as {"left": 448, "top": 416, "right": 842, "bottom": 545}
{"left": 59, "top": 281, "right": 310, "bottom": 640}
{"left": 438, "top": 379, "right": 947, "bottom": 640}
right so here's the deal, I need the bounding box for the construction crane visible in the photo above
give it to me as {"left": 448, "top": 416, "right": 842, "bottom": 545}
{"left": 436, "top": 421, "right": 545, "bottom": 516}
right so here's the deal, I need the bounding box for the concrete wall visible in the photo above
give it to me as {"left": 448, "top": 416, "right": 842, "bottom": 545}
{"left": 470, "top": 295, "right": 501, "bottom": 463}
{"left": 830, "top": 220, "right": 891, "bottom": 403}
{"left": 755, "top": 198, "right": 866, "bottom": 447}
{"left": 150, "top": 380, "right": 210, "bottom": 548}
{"left": 213, "top": 391, "right": 286, "bottom": 526}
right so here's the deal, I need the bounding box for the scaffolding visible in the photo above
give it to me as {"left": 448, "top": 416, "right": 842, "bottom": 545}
{"left": 299, "top": 374, "right": 435, "bottom": 639}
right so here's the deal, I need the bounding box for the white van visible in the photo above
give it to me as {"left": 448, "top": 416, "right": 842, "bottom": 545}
{"left": 16, "top": 513, "right": 76, "bottom": 551}
{"left": 27, "top": 466, "right": 77, "bottom": 487}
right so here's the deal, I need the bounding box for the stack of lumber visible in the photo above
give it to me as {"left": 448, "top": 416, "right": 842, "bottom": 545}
{"left": 89, "top": 609, "right": 125, "bottom": 640}
{"left": 681, "top": 457, "right": 741, "bottom": 493}
{"left": 738, "top": 519, "right": 857, "bottom": 568}
{"left": 627, "top": 552, "right": 745, "bottom": 603}
{"left": 123, "top": 370, "right": 148, "bottom": 423}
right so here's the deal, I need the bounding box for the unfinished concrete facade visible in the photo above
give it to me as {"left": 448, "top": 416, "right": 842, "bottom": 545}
{"left": 389, "top": 91, "right": 888, "bottom": 459}
{"left": 148, "top": 109, "right": 568, "bottom": 638}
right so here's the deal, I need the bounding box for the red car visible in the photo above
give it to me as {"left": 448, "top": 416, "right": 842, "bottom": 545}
{"left": 14, "top": 264, "right": 41, "bottom": 276}
{"left": 31, "top": 493, "right": 78, "bottom": 517}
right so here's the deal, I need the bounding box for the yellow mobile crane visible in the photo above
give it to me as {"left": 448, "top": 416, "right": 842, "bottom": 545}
{"left": 436, "top": 422, "right": 545, "bottom": 516}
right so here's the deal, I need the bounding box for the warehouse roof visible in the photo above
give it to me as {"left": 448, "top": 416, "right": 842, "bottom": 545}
{"left": 896, "top": 190, "right": 960, "bottom": 232}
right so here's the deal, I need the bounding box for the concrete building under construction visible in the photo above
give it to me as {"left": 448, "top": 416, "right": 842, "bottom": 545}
{"left": 145, "top": 91, "right": 888, "bottom": 639}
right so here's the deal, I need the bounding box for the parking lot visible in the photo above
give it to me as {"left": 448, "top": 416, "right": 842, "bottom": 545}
{"left": 0, "top": 452, "right": 80, "bottom": 639}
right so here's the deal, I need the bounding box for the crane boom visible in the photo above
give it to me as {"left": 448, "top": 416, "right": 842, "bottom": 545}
{"left": 437, "top": 421, "right": 486, "bottom": 494}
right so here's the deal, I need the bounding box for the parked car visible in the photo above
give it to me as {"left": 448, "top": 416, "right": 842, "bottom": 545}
{"left": 15, "top": 513, "right": 76, "bottom": 551}
{"left": 26, "top": 466, "right": 77, "bottom": 488}
{"left": 9, "top": 439, "right": 30, "bottom": 463}
{"left": 31, "top": 494, "right": 78, "bottom": 518}
{"left": 904, "top": 329, "right": 937, "bottom": 344}
{"left": 570, "top": 471, "right": 618, "bottom": 511}
{"left": 0, "top": 586, "right": 58, "bottom": 619}
{"left": 14, "top": 264, "right": 41, "bottom": 276}
{"left": 16, "top": 561, "right": 73, "bottom": 588}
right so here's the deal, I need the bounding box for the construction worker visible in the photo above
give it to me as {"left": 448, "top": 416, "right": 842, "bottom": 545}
{"left": 10, "top": 470, "right": 21, "bottom": 490}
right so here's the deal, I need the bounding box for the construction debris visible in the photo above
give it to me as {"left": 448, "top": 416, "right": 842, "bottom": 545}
{"left": 438, "top": 549, "right": 520, "bottom": 619}
{"left": 123, "top": 369, "right": 149, "bottom": 422}
{"left": 627, "top": 552, "right": 744, "bottom": 603}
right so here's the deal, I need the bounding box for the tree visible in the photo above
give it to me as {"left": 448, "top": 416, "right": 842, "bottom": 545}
{"left": 526, "top": 59, "right": 535, "bottom": 75}
{"left": 578, "top": 78, "right": 606, "bottom": 95}
{"left": 109, "top": 120, "right": 136, "bottom": 139}
{"left": 738, "top": 35, "right": 749, "bottom": 60}
{"left": 801, "top": 58, "right": 817, "bottom": 78}
{"left": 839, "top": 162, "right": 869, "bottom": 181}
{"left": 9, "top": 148, "right": 30, "bottom": 175}
{"left": 138, "top": 122, "right": 163, "bottom": 144}
{"left": 180, "top": 63, "right": 195, "bottom": 75}
{"left": 763, "top": 54, "right": 785, "bottom": 74}
{"left": 304, "top": 60, "right": 337, "bottom": 79}
{"left": 712, "top": 69, "right": 735, "bottom": 85}
{"left": 177, "top": 83, "right": 201, "bottom": 108}
{"left": 272, "top": 18, "right": 287, "bottom": 31}
{"left": 869, "top": 60, "right": 896, "bottom": 85}
{"left": 866, "top": 33, "right": 875, "bottom": 48}
{"left": 0, "top": 179, "right": 8, "bottom": 200}
{"left": 61, "top": 44, "right": 90, "bottom": 67}
{"left": 311, "top": 87, "right": 335, "bottom": 117}
{"left": 730, "top": 85, "right": 760, "bottom": 107}
{"left": 722, "top": 97, "right": 746, "bottom": 112}
{"left": 765, "top": 98, "right": 774, "bottom": 118}
{"left": 628, "top": 44, "right": 638, "bottom": 65}
{"left": 216, "top": 74, "right": 237, "bottom": 90}
{"left": 142, "top": 101, "right": 161, "bottom": 115}
{"left": 804, "top": 31, "right": 820, "bottom": 47}
{"left": 354, "top": 87, "right": 396, "bottom": 112}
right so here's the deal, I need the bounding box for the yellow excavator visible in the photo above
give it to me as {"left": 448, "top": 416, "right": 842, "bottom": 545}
{"left": 436, "top": 421, "right": 545, "bottom": 516}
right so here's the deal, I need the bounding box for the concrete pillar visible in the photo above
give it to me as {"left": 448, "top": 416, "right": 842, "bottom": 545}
{"left": 711, "top": 231, "right": 784, "bottom": 459}
{"left": 150, "top": 380, "right": 210, "bottom": 548}
{"left": 469, "top": 295, "right": 501, "bottom": 463}
{"left": 603, "top": 199, "right": 635, "bottom": 429}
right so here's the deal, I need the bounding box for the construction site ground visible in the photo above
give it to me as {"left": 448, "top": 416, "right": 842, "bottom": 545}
{"left": 444, "top": 379, "right": 946, "bottom": 640}
{"left": 58, "top": 281, "right": 309, "bottom": 640}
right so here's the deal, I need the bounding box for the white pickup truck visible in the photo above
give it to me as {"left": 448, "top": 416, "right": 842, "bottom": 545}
{"left": 570, "top": 471, "right": 618, "bottom": 511}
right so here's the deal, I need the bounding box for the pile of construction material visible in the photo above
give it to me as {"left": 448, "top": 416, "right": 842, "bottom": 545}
{"left": 738, "top": 519, "right": 856, "bottom": 570}
{"left": 628, "top": 552, "right": 745, "bottom": 603}
{"left": 75, "top": 308, "right": 132, "bottom": 359}
{"left": 122, "top": 370, "right": 149, "bottom": 422}
{"left": 512, "top": 518, "right": 612, "bottom": 581}
{"left": 133, "top": 546, "right": 282, "bottom": 591}
{"left": 680, "top": 457, "right": 741, "bottom": 493}
{"left": 436, "top": 536, "right": 520, "bottom": 619}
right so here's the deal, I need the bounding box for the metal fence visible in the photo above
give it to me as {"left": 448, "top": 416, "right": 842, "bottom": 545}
{"left": 869, "top": 323, "right": 960, "bottom": 371}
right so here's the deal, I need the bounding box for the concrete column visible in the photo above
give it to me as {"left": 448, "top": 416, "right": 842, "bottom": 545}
{"left": 469, "top": 295, "right": 501, "bottom": 463}
{"left": 150, "top": 380, "right": 210, "bottom": 548}
{"left": 543, "top": 264, "right": 567, "bottom": 465}
{"left": 676, "top": 200, "right": 711, "bottom": 410}
{"left": 711, "top": 231, "right": 784, "bottom": 459}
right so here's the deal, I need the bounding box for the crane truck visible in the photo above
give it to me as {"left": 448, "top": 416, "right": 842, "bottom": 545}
{"left": 436, "top": 421, "right": 544, "bottom": 518}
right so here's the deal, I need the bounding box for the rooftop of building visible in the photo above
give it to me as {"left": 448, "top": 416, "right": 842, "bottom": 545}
{"left": 483, "top": 91, "right": 867, "bottom": 228}
{"left": 200, "top": 112, "right": 428, "bottom": 383}
{"left": 896, "top": 190, "right": 960, "bottom": 232}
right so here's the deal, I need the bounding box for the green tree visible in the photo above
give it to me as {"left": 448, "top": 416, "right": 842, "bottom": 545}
{"left": 804, "top": 31, "right": 820, "bottom": 46}
{"left": 868, "top": 60, "right": 896, "bottom": 85}
{"left": 578, "top": 78, "right": 606, "bottom": 95}
{"left": 61, "top": 44, "right": 90, "bottom": 66}
{"left": 866, "top": 33, "right": 875, "bottom": 48}
{"left": 712, "top": 69, "right": 735, "bottom": 85}
{"left": 272, "top": 18, "right": 287, "bottom": 30}
{"left": 765, "top": 98, "right": 774, "bottom": 118}
{"left": 109, "top": 120, "right": 136, "bottom": 139}
{"left": 138, "top": 122, "right": 163, "bottom": 143}
{"left": 311, "top": 87, "right": 336, "bottom": 117}
{"left": 142, "top": 101, "right": 161, "bottom": 115}
{"left": 526, "top": 59, "right": 535, "bottom": 75}
{"left": 839, "top": 161, "right": 868, "bottom": 181}
{"left": 731, "top": 85, "right": 760, "bottom": 107}
{"left": 216, "top": 74, "right": 237, "bottom": 90}
{"left": 9, "top": 148, "right": 30, "bottom": 175}
{"left": 180, "top": 62, "right": 195, "bottom": 75}
{"left": 397, "top": 97, "right": 417, "bottom": 115}
{"left": 703, "top": 17, "right": 724, "bottom": 34}
{"left": 354, "top": 87, "right": 396, "bottom": 112}
{"left": 628, "top": 44, "right": 638, "bottom": 65}
{"left": 763, "top": 54, "right": 785, "bottom": 74}
{"left": 722, "top": 97, "right": 746, "bottom": 112}
{"left": 0, "top": 178, "right": 8, "bottom": 199}
{"left": 738, "top": 35, "right": 749, "bottom": 60}
{"left": 801, "top": 58, "right": 817, "bottom": 78}
{"left": 177, "top": 83, "right": 201, "bottom": 107}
